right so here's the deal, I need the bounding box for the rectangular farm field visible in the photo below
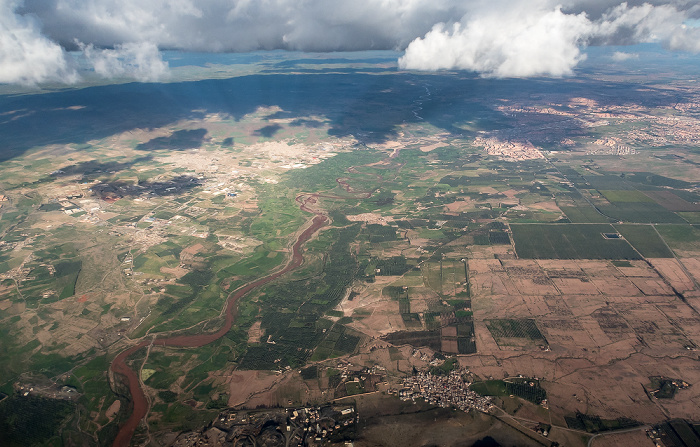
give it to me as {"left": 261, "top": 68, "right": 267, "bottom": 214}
{"left": 510, "top": 224, "right": 641, "bottom": 259}
{"left": 642, "top": 190, "right": 700, "bottom": 212}
{"left": 598, "top": 190, "right": 655, "bottom": 203}
{"left": 559, "top": 206, "right": 610, "bottom": 223}
{"left": 656, "top": 224, "right": 700, "bottom": 251}
{"left": 614, "top": 224, "right": 673, "bottom": 258}
{"left": 597, "top": 201, "right": 685, "bottom": 224}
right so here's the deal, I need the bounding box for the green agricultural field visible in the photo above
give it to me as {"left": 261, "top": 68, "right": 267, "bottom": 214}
{"left": 598, "top": 190, "right": 656, "bottom": 203}
{"left": 585, "top": 174, "right": 633, "bottom": 191}
{"left": 469, "top": 380, "right": 509, "bottom": 397}
{"left": 597, "top": 202, "right": 685, "bottom": 223}
{"left": 613, "top": 224, "right": 673, "bottom": 257}
{"left": 283, "top": 149, "right": 383, "bottom": 192}
{"left": 656, "top": 224, "right": 700, "bottom": 251}
{"left": 421, "top": 261, "right": 444, "bottom": 294}
{"left": 374, "top": 256, "right": 411, "bottom": 276}
{"left": 223, "top": 249, "right": 285, "bottom": 277}
{"left": 252, "top": 188, "right": 307, "bottom": 238}
{"left": 0, "top": 395, "right": 76, "bottom": 447}
{"left": 679, "top": 212, "right": 700, "bottom": 224}
{"left": 472, "top": 378, "right": 547, "bottom": 404}
{"left": 510, "top": 224, "right": 641, "bottom": 259}
{"left": 556, "top": 193, "right": 611, "bottom": 223}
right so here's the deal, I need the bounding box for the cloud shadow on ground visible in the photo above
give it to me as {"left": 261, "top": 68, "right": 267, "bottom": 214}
{"left": 135, "top": 129, "right": 208, "bottom": 151}
{"left": 0, "top": 69, "right": 688, "bottom": 162}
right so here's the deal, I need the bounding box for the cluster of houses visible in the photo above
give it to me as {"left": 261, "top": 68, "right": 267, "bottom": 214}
{"left": 287, "top": 406, "right": 356, "bottom": 446}
{"left": 173, "top": 405, "right": 357, "bottom": 447}
{"left": 393, "top": 367, "right": 493, "bottom": 413}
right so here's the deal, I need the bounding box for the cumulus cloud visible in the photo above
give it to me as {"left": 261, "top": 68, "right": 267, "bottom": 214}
{"left": 592, "top": 2, "right": 700, "bottom": 52}
{"left": 592, "top": 2, "right": 688, "bottom": 44}
{"left": 667, "top": 25, "right": 700, "bottom": 52}
{"left": 2, "top": 0, "right": 700, "bottom": 84}
{"left": 80, "top": 41, "right": 169, "bottom": 82}
{"left": 1, "top": 0, "right": 171, "bottom": 84}
{"left": 400, "top": 0, "right": 700, "bottom": 77}
{"left": 398, "top": 2, "right": 591, "bottom": 77}
{"left": 0, "top": 0, "right": 76, "bottom": 84}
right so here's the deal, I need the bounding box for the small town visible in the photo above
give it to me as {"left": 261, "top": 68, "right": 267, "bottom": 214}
{"left": 395, "top": 367, "right": 493, "bottom": 413}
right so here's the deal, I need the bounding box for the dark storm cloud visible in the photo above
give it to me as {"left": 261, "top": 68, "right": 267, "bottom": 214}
{"left": 1, "top": 0, "right": 699, "bottom": 85}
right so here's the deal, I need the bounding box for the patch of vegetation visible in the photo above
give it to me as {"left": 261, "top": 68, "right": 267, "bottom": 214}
{"left": 370, "top": 190, "right": 395, "bottom": 207}
{"left": 39, "top": 202, "right": 63, "bottom": 211}
{"left": 648, "top": 376, "right": 689, "bottom": 399}
{"left": 345, "top": 381, "right": 365, "bottom": 395}
{"left": 429, "top": 357, "right": 459, "bottom": 375}
{"left": 565, "top": 411, "right": 641, "bottom": 433}
{"left": 470, "top": 380, "right": 508, "bottom": 396}
{"left": 375, "top": 256, "right": 411, "bottom": 276}
{"left": 283, "top": 149, "right": 382, "bottom": 192}
{"left": 486, "top": 319, "right": 546, "bottom": 342}
{"left": 598, "top": 190, "right": 655, "bottom": 203}
{"left": 239, "top": 225, "right": 361, "bottom": 369}
{"left": 54, "top": 260, "right": 83, "bottom": 278}
{"left": 652, "top": 420, "right": 700, "bottom": 447}
{"left": 0, "top": 394, "right": 75, "bottom": 446}
{"left": 158, "top": 390, "right": 178, "bottom": 403}
{"left": 154, "top": 210, "right": 176, "bottom": 220}
{"left": 328, "top": 209, "right": 350, "bottom": 226}
{"left": 161, "top": 402, "right": 218, "bottom": 431}
{"left": 559, "top": 205, "right": 611, "bottom": 223}
{"left": 471, "top": 377, "right": 546, "bottom": 404}
{"left": 614, "top": 224, "right": 673, "bottom": 258}
{"left": 599, "top": 202, "right": 685, "bottom": 224}
{"left": 511, "top": 224, "right": 640, "bottom": 259}
{"left": 503, "top": 378, "right": 547, "bottom": 404}
{"left": 622, "top": 172, "right": 692, "bottom": 189}
{"left": 312, "top": 324, "right": 361, "bottom": 361}
{"left": 488, "top": 230, "right": 511, "bottom": 244}
{"left": 365, "top": 224, "right": 397, "bottom": 243}
{"left": 382, "top": 330, "right": 441, "bottom": 352}
{"left": 300, "top": 366, "right": 318, "bottom": 380}
{"left": 679, "top": 212, "right": 700, "bottom": 224}
{"left": 383, "top": 285, "right": 408, "bottom": 300}
{"left": 656, "top": 224, "right": 700, "bottom": 250}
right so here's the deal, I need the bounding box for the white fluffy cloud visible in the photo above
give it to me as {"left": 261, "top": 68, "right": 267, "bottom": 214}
{"left": 398, "top": 3, "right": 592, "bottom": 77}
{"left": 668, "top": 25, "right": 700, "bottom": 52}
{"left": 80, "top": 41, "right": 169, "bottom": 82}
{"left": 1, "top": 0, "right": 699, "bottom": 84}
{"left": 400, "top": 0, "right": 700, "bottom": 76}
{"left": 0, "top": 0, "right": 76, "bottom": 84}
{"left": 0, "top": 0, "right": 171, "bottom": 84}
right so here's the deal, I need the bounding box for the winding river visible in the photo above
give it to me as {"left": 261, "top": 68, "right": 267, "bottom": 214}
{"left": 110, "top": 156, "right": 396, "bottom": 446}
{"left": 111, "top": 210, "right": 327, "bottom": 447}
